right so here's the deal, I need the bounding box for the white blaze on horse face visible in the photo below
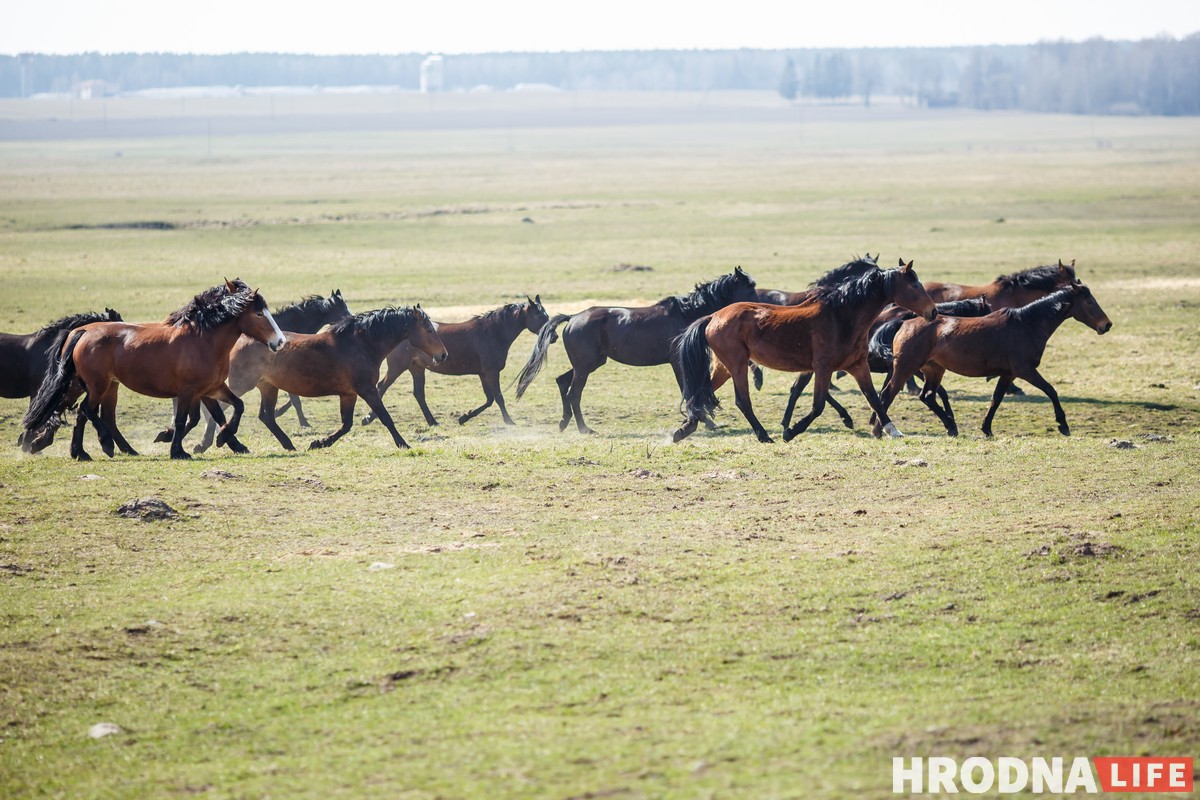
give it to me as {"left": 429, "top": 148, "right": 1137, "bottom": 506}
{"left": 883, "top": 421, "right": 905, "bottom": 439}
{"left": 263, "top": 308, "right": 287, "bottom": 351}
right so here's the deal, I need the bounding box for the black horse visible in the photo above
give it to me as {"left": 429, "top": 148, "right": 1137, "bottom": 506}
{"left": 362, "top": 296, "right": 550, "bottom": 428}
{"left": 515, "top": 267, "right": 758, "bottom": 434}
{"left": 2, "top": 309, "right": 123, "bottom": 449}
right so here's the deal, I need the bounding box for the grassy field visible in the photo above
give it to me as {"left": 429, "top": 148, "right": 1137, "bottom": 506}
{"left": 1, "top": 94, "right": 1198, "bottom": 799}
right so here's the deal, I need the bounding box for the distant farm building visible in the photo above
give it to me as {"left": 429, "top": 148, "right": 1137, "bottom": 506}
{"left": 420, "top": 56, "right": 444, "bottom": 93}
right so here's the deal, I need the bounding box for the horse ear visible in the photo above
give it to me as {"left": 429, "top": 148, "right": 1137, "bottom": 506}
{"left": 224, "top": 278, "right": 237, "bottom": 293}
{"left": 535, "top": 294, "right": 541, "bottom": 303}
{"left": 901, "top": 260, "right": 914, "bottom": 273}
{"left": 897, "top": 258, "right": 905, "bottom": 268}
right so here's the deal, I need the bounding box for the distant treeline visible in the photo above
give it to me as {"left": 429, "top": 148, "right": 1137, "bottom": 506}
{"left": 2, "top": 35, "right": 1198, "bottom": 115}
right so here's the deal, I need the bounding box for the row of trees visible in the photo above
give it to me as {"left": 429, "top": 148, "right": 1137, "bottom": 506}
{"left": 1, "top": 35, "right": 1197, "bottom": 115}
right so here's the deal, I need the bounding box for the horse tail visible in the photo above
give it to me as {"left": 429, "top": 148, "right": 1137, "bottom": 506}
{"left": 868, "top": 319, "right": 903, "bottom": 369}
{"left": 23, "top": 328, "right": 84, "bottom": 442}
{"left": 514, "top": 314, "right": 571, "bottom": 399}
{"left": 674, "top": 316, "right": 719, "bottom": 422}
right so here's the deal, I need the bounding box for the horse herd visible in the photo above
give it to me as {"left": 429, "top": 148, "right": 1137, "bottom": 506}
{"left": 3, "top": 256, "right": 1112, "bottom": 461}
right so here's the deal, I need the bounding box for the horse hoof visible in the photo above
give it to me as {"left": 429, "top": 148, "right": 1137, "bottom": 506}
{"left": 842, "top": 417, "right": 854, "bottom": 430}
{"left": 558, "top": 419, "right": 570, "bottom": 432}
{"left": 781, "top": 427, "right": 796, "bottom": 442}
{"left": 74, "top": 451, "right": 92, "bottom": 462}
{"left": 153, "top": 429, "right": 173, "bottom": 443}
{"left": 170, "top": 450, "right": 192, "bottom": 460}
{"left": 125, "top": 448, "right": 141, "bottom": 457}
{"left": 227, "top": 439, "right": 249, "bottom": 454}
{"left": 948, "top": 429, "right": 959, "bottom": 438}
{"left": 308, "top": 440, "right": 326, "bottom": 450}
{"left": 457, "top": 416, "right": 470, "bottom": 426}
{"left": 360, "top": 416, "right": 373, "bottom": 426}
{"left": 1059, "top": 425, "right": 1071, "bottom": 436}
{"left": 671, "top": 428, "right": 690, "bottom": 443}
{"left": 579, "top": 427, "right": 596, "bottom": 435}
{"left": 882, "top": 422, "right": 905, "bottom": 439}
{"left": 757, "top": 434, "right": 775, "bottom": 444}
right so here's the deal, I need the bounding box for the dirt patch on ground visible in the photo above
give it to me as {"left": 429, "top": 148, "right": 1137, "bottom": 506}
{"left": 115, "top": 498, "right": 178, "bottom": 521}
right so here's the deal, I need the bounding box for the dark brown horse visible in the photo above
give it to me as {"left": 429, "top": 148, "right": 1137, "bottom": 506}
{"left": 671, "top": 261, "right": 937, "bottom": 444}
{"left": 515, "top": 267, "right": 758, "bottom": 434}
{"left": 361, "top": 296, "right": 549, "bottom": 428}
{"left": 249, "top": 306, "right": 447, "bottom": 451}
{"left": 23, "top": 279, "right": 286, "bottom": 460}
{"left": 2, "top": 308, "right": 123, "bottom": 449}
{"left": 874, "top": 276, "right": 1112, "bottom": 438}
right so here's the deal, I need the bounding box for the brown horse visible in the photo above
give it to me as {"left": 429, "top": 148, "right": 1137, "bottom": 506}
{"left": 362, "top": 296, "right": 549, "bottom": 428}
{"left": 924, "top": 259, "right": 1077, "bottom": 305}
{"left": 515, "top": 267, "right": 758, "bottom": 434}
{"left": 874, "top": 276, "right": 1112, "bottom": 438}
{"left": 672, "top": 260, "right": 937, "bottom": 443}
{"left": 22, "top": 279, "right": 285, "bottom": 460}
{"left": 249, "top": 306, "right": 447, "bottom": 451}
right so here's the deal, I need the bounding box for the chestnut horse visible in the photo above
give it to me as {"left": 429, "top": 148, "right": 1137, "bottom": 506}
{"left": 515, "top": 267, "right": 758, "bottom": 434}
{"left": 362, "top": 296, "right": 549, "bottom": 428}
{"left": 250, "top": 306, "right": 447, "bottom": 451}
{"left": 2, "top": 308, "right": 123, "bottom": 450}
{"left": 874, "top": 276, "right": 1112, "bottom": 438}
{"left": 923, "top": 259, "right": 1077, "bottom": 305}
{"left": 23, "top": 279, "right": 285, "bottom": 460}
{"left": 671, "top": 260, "right": 937, "bottom": 444}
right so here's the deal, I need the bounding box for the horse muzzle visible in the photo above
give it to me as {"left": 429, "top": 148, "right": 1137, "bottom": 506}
{"left": 925, "top": 308, "right": 938, "bottom": 321}
{"left": 433, "top": 350, "right": 449, "bottom": 364}
{"left": 1097, "top": 320, "right": 1113, "bottom": 334}
{"left": 269, "top": 335, "right": 287, "bottom": 352}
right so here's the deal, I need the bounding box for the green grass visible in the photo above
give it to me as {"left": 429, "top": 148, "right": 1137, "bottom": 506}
{"left": 1, "top": 95, "right": 1198, "bottom": 799}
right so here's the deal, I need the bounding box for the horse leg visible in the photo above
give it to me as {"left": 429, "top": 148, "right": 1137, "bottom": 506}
{"left": 841, "top": 362, "right": 901, "bottom": 439}
{"left": 782, "top": 370, "right": 831, "bottom": 441}
{"left": 201, "top": 396, "right": 248, "bottom": 454}
{"left": 99, "top": 385, "right": 138, "bottom": 455}
{"left": 781, "top": 372, "right": 812, "bottom": 429}
{"left": 154, "top": 396, "right": 179, "bottom": 443}
{"left": 358, "top": 386, "right": 410, "bottom": 449}
{"left": 459, "top": 371, "right": 497, "bottom": 425}
{"left": 310, "top": 394, "right": 358, "bottom": 450}
{"left": 565, "top": 369, "right": 597, "bottom": 435}
{"left": 256, "top": 384, "right": 296, "bottom": 451}
{"left": 1019, "top": 368, "right": 1070, "bottom": 435}
{"left": 208, "top": 385, "right": 247, "bottom": 451}
{"left": 411, "top": 368, "right": 440, "bottom": 427}
{"left": 167, "top": 391, "right": 194, "bottom": 460}
{"left": 555, "top": 370, "right": 574, "bottom": 431}
{"left": 363, "top": 360, "right": 411, "bottom": 427}
{"left": 193, "top": 401, "right": 223, "bottom": 454}
{"left": 69, "top": 405, "right": 92, "bottom": 461}
{"left": 905, "top": 375, "right": 921, "bottom": 396}
{"left": 491, "top": 374, "right": 517, "bottom": 426}
{"left": 290, "top": 395, "right": 311, "bottom": 428}
{"left": 981, "top": 376, "right": 1013, "bottom": 437}
{"left": 823, "top": 389, "right": 854, "bottom": 430}
{"left": 915, "top": 366, "right": 957, "bottom": 437}
{"left": 729, "top": 364, "right": 773, "bottom": 444}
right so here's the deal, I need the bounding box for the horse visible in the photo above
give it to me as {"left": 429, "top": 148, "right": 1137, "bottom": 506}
{"left": 361, "top": 296, "right": 549, "bottom": 428}
{"left": 923, "top": 259, "right": 1077, "bottom": 305}
{"left": 22, "top": 279, "right": 286, "bottom": 460}
{"left": 753, "top": 253, "right": 879, "bottom": 307}
{"left": 514, "top": 267, "right": 759, "bottom": 434}
{"left": 163, "top": 289, "right": 353, "bottom": 452}
{"left": 246, "top": 306, "right": 447, "bottom": 451}
{"left": 671, "top": 260, "right": 937, "bottom": 444}
{"left": 780, "top": 297, "right": 993, "bottom": 430}
{"left": 873, "top": 276, "right": 1112, "bottom": 438}
{"left": 1, "top": 308, "right": 123, "bottom": 449}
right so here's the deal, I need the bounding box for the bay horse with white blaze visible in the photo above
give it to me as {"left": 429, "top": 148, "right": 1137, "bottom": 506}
{"left": 362, "top": 296, "right": 549, "bottom": 428}
{"left": 515, "top": 267, "right": 758, "bottom": 434}
{"left": 671, "top": 260, "right": 937, "bottom": 444}
{"left": 23, "top": 279, "right": 285, "bottom": 460}
{"left": 874, "top": 274, "right": 1112, "bottom": 438}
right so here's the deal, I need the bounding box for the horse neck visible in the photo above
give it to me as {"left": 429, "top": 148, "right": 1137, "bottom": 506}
{"left": 491, "top": 307, "right": 527, "bottom": 344}
{"left": 1013, "top": 293, "right": 1074, "bottom": 339}
{"left": 273, "top": 305, "right": 322, "bottom": 334}
{"left": 201, "top": 318, "right": 249, "bottom": 357}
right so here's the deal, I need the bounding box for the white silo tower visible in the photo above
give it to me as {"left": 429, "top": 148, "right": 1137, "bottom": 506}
{"left": 420, "top": 55, "right": 444, "bottom": 93}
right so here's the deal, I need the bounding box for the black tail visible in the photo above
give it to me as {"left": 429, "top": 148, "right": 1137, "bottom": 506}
{"left": 868, "top": 318, "right": 904, "bottom": 372}
{"left": 515, "top": 314, "right": 571, "bottom": 399}
{"left": 23, "top": 329, "right": 84, "bottom": 445}
{"left": 673, "top": 316, "right": 718, "bottom": 423}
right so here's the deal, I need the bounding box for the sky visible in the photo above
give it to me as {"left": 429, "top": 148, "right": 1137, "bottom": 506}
{"left": 3, "top": 0, "right": 1198, "bottom": 55}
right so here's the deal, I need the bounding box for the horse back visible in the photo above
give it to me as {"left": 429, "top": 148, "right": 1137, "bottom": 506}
{"left": 0, "top": 332, "right": 37, "bottom": 397}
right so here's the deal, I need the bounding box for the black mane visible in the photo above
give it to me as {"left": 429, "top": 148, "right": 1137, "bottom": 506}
{"left": 810, "top": 256, "right": 880, "bottom": 288}
{"left": 1008, "top": 287, "right": 1075, "bottom": 321}
{"left": 995, "top": 263, "right": 1074, "bottom": 292}
{"left": 667, "top": 268, "right": 755, "bottom": 318}
{"left": 35, "top": 308, "right": 121, "bottom": 335}
{"left": 327, "top": 305, "right": 426, "bottom": 338}
{"left": 809, "top": 266, "right": 895, "bottom": 309}
{"left": 275, "top": 294, "right": 337, "bottom": 316}
{"left": 164, "top": 279, "right": 265, "bottom": 331}
{"left": 474, "top": 301, "right": 525, "bottom": 322}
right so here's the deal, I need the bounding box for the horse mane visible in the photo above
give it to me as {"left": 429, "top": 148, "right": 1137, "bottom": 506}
{"left": 995, "top": 263, "right": 1073, "bottom": 292}
{"left": 274, "top": 294, "right": 336, "bottom": 316}
{"left": 35, "top": 308, "right": 121, "bottom": 335}
{"left": 936, "top": 297, "right": 992, "bottom": 317}
{"left": 809, "top": 256, "right": 880, "bottom": 288}
{"left": 1008, "top": 287, "right": 1074, "bottom": 321}
{"left": 164, "top": 279, "right": 265, "bottom": 331}
{"left": 808, "top": 267, "right": 895, "bottom": 309}
{"left": 327, "top": 305, "right": 425, "bottom": 338}
{"left": 667, "top": 268, "right": 754, "bottom": 317}
{"left": 473, "top": 301, "right": 525, "bottom": 322}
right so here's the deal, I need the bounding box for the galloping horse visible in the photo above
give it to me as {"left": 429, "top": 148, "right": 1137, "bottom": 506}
{"left": 923, "top": 259, "right": 1077, "bottom": 305}
{"left": 362, "top": 296, "right": 549, "bottom": 428}
{"left": 23, "top": 279, "right": 285, "bottom": 460}
{"left": 2, "top": 308, "right": 123, "bottom": 449}
{"left": 165, "top": 289, "right": 353, "bottom": 452}
{"left": 874, "top": 275, "right": 1112, "bottom": 438}
{"left": 249, "top": 306, "right": 447, "bottom": 451}
{"left": 515, "top": 267, "right": 758, "bottom": 434}
{"left": 671, "top": 260, "right": 937, "bottom": 444}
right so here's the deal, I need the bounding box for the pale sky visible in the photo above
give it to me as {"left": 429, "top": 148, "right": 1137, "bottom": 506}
{"left": 3, "top": 0, "right": 1197, "bottom": 55}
